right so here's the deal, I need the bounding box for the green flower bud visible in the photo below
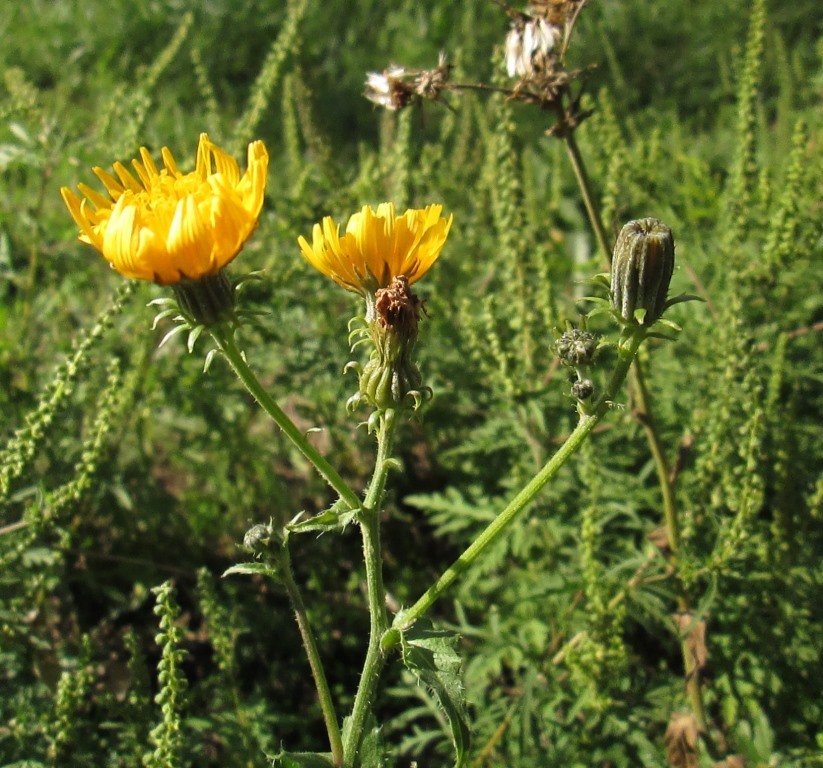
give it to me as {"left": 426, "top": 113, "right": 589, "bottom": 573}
{"left": 556, "top": 329, "right": 599, "bottom": 367}
{"left": 243, "top": 522, "right": 276, "bottom": 554}
{"left": 610, "top": 218, "right": 675, "bottom": 325}
{"left": 571, "top": 378, "right": 594, "bottom": 401}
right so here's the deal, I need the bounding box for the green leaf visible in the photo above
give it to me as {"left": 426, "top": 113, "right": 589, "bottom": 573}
{"left": 341, "top": 714, "right": 386, "bottom": 768}
{"left": 222, "top": 562, "right": 278, "bottom": 579}
{"left": 287, "top": 498, "right": 359, "bottom": 535}
{"left": 663, "top": 292, "right": 705, "bottom": 308}
{"left": 270, "top": 751, "right": 334, "bottom": 768}
{"left": 400, "top": 620, "right": 470, "bottom": 767}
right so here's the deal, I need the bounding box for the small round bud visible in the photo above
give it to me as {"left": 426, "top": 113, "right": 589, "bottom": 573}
{"left": 610, "top": 218, "right": 675, "bottom": 325}
{"left": 556, "top": 329, "right": 598, "bottom": 367}
{"left": 243, "top": 523, "right": 273, "bottom": 554}
{"left": 572, "top": 378, "right": 594, "bottom": 400}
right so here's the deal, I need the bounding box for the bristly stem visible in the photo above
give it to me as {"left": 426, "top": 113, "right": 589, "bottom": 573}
{"left": 278, "top": 544, "right": 345, "bottom": 767}
{"left": 343, "top": 409, "right": 398, "bottom": 767}
{"left": 391, "top": 326, "right": 648, "bottom": 636}
{"left": 210, "top": 328, "right": 362, "bottom": 512}
{"left": 630, "top": 357, "right": 712, "bottom": 747}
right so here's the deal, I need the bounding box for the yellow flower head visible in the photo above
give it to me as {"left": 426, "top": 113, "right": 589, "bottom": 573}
{"left": 298, "top": 203, "right": 453, "bottom": 294}
{"left": 61, "top": 133, "right": 269, "bottom": 285}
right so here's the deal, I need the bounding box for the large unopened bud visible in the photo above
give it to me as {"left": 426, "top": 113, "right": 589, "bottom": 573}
{"left": 610, "top": 218, "right": 675, "bottom": 325}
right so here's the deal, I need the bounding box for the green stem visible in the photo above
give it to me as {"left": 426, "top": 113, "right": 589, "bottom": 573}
{"left": 392, "top": 328, "right": 647, "bottom": 636}
{"left": 631, "top": 360, "right": 680, "bottom": 552}
{"left": 630, "top": 358, "right": 711, "bottom": 744}
{"left": 210, "top": 328, "right": 361, "bottom": 512}
{"left": 562, "top": 129, "right": 612, "bottom": 266}
{"left": 343, "top": 409, "right": 398, "bottom": 767}
{"left": 278, "top": 545, "right": 345, "bottom": 767}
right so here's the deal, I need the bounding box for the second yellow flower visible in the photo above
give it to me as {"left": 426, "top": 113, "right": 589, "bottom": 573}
{"left": 298, "top": 203, "right": 453, "bottom": 295}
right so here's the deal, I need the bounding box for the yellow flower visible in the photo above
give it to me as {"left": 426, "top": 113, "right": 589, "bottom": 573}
{"left": 298, "top": 203, "right": 453, "bottom": 294}
{"left": 61, "top": 133, "right": 268, "bottom": 285}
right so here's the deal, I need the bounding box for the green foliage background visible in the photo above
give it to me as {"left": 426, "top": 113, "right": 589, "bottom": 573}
{"left": 1, "top": 0, "right": 821, "bottom": 765}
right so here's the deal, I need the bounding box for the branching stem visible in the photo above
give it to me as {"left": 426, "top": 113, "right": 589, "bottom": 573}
{"left": 392, "top": 327, "right": 647, "bottom": 635}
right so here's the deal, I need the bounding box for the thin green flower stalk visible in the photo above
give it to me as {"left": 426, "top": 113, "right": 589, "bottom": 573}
{"left": 391, "top": 216, "right": 686, "bottom": 638}
{"left": 297, "top": 203, "right": 451, "bottom": 765}
{"left": 238, "top": 523, "right": 344, "bottom": 766}
{"left": 343, "top": 409, "right": 398, "bottom": 766}
{"left": 390, "top": 322, "right": 649, "bottom": 638}
{"left": 280, "top": 541, "right": 346, "bottom": 767}
{"left": 207, "top": 326, "right": 362, "bottom": 512}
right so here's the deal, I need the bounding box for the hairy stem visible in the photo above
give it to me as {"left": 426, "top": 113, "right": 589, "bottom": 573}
{"left": 344, "top": 409, "right": 398, "bottom": 766}
{"left": 279, "top": 545, "right": 345, "bottom": 767}
{"left": 211, "top": 328, "right": 361, "bottom": 512}
{"left": 391, "top": 327, "right": 647, "bottom": 636}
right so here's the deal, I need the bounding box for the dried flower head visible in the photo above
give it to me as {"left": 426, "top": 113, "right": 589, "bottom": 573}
{"left": 374, "top": 275, "right": 423, "bottom": 333}
{"left": 365, "top": 66, "right": 415, "bottom": 111}
{"left": 364, "top": 53, "right": 452, "bottom": 111}
{"left": 505, "top": 15, "right": 562, "bottom": 79}
{"left": 61, "top": 134, "right": 268, "bottom": 285}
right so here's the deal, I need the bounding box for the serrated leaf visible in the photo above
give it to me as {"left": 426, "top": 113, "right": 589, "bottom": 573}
{"left": 222, "top": 562, "right": 278, "bottom": 579}
{"left": 400, "top": 620, "right": 470, "bottom": 767}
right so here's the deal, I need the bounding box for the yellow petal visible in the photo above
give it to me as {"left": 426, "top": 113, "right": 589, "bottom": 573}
{"left": 62, "top": 136, "right": 269, "bottom": 284}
